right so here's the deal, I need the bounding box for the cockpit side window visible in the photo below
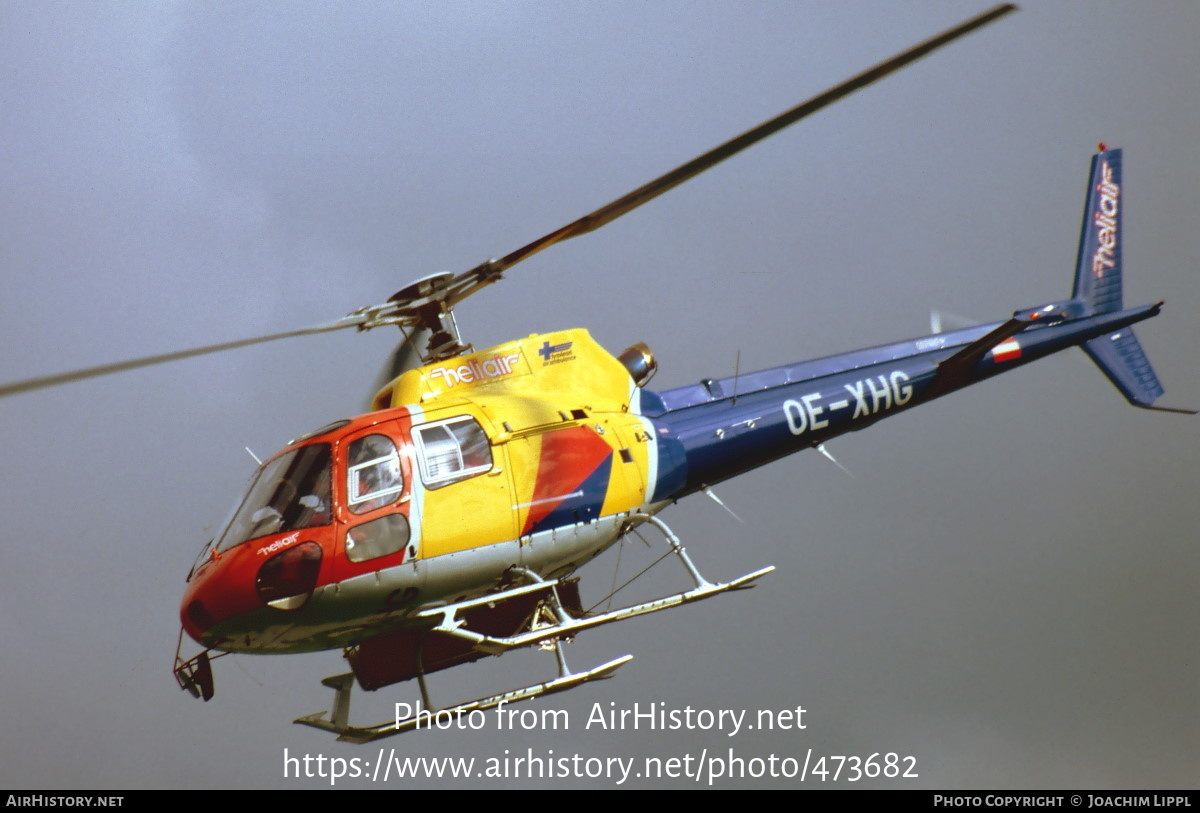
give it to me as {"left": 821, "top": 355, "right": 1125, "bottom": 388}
{"left": 412, "top": 416, "right": 492, "bottom": 488}
{"left": 347, "top": 434, "right": 404, "bottom": 515}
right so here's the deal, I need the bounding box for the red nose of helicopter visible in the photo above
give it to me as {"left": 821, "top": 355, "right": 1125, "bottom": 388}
{"left": 182, "top": 548, "right": 325, "bottom": 646}
{"left": 181, "top": 439, "right": 335, "bottom": 649}
{"left": 182, "top": 532, "right": 328, "bottom": 648}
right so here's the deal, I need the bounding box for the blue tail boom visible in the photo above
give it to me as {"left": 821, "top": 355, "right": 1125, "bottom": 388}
{"left": 639, "top": 146, "right": 1191, "bottom": 500}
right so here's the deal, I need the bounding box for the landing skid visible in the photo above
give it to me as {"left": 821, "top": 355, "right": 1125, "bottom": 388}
{"left": 296, "top": 642, "right": 632, "bottom": 743}
{"left": 417, "top": 515, "right": 774, "bottom": 655}
{"left": 295, "top": 514, "right": 774, "bottom": 741}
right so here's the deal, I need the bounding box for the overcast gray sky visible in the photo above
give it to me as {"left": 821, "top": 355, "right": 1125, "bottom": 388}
{"left": 1, "top": 1, "right": 1196, "bottom": 789}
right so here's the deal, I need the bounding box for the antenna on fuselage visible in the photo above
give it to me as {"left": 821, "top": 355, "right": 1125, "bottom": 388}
{"left": 731, "top": 350, "right": 742, "bottom": 405}
{"left": 816, "top": 443, "right": 855, "bottom": 478}
{"left": 702, "top": 486, "right": 744, "bottom": 524}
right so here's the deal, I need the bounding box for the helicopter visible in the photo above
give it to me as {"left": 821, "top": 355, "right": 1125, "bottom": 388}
{"left": 0, "top": 3, "right": 1190, "bottom": 745}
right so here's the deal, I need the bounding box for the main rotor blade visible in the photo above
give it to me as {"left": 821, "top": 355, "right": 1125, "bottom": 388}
{"left": 4, "top": 6, "right": 1017, "bottom": 396}
{"left": 492, "top": 3, "right": 1016, "bottom": 274}
{"left": 0, "top": 316, "right": 370, "bottom": 399}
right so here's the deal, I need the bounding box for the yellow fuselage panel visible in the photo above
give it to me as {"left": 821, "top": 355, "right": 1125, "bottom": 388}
{"left": 379, "top": 330, "right": 632, "bottom": 416}
{"left": 389, "top": 330, "right": 651, "bottom": 556}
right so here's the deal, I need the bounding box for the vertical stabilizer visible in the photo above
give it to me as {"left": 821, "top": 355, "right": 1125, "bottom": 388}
{"left": 1072, "top": 147, "right": 1123, "bottom": 314}
{"left": 1071, "top": 149, "right": 1190, "bottom": 412}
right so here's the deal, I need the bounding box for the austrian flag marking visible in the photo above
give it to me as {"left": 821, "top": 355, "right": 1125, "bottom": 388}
{"left": 991, "top": 338, "right": 1021, "bottom": 362}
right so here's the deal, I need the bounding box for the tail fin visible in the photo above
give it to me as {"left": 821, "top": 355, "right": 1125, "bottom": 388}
{"left": 1071, "top": 147, "right": 1194, "bottom": 413}
{"left": 1072, "top": 146, "right": 1123, "bottom": 314}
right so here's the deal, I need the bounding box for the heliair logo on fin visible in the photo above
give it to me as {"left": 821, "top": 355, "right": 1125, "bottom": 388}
{"left": 1092, "top": 160, "right": 1120, "bottom": 280}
